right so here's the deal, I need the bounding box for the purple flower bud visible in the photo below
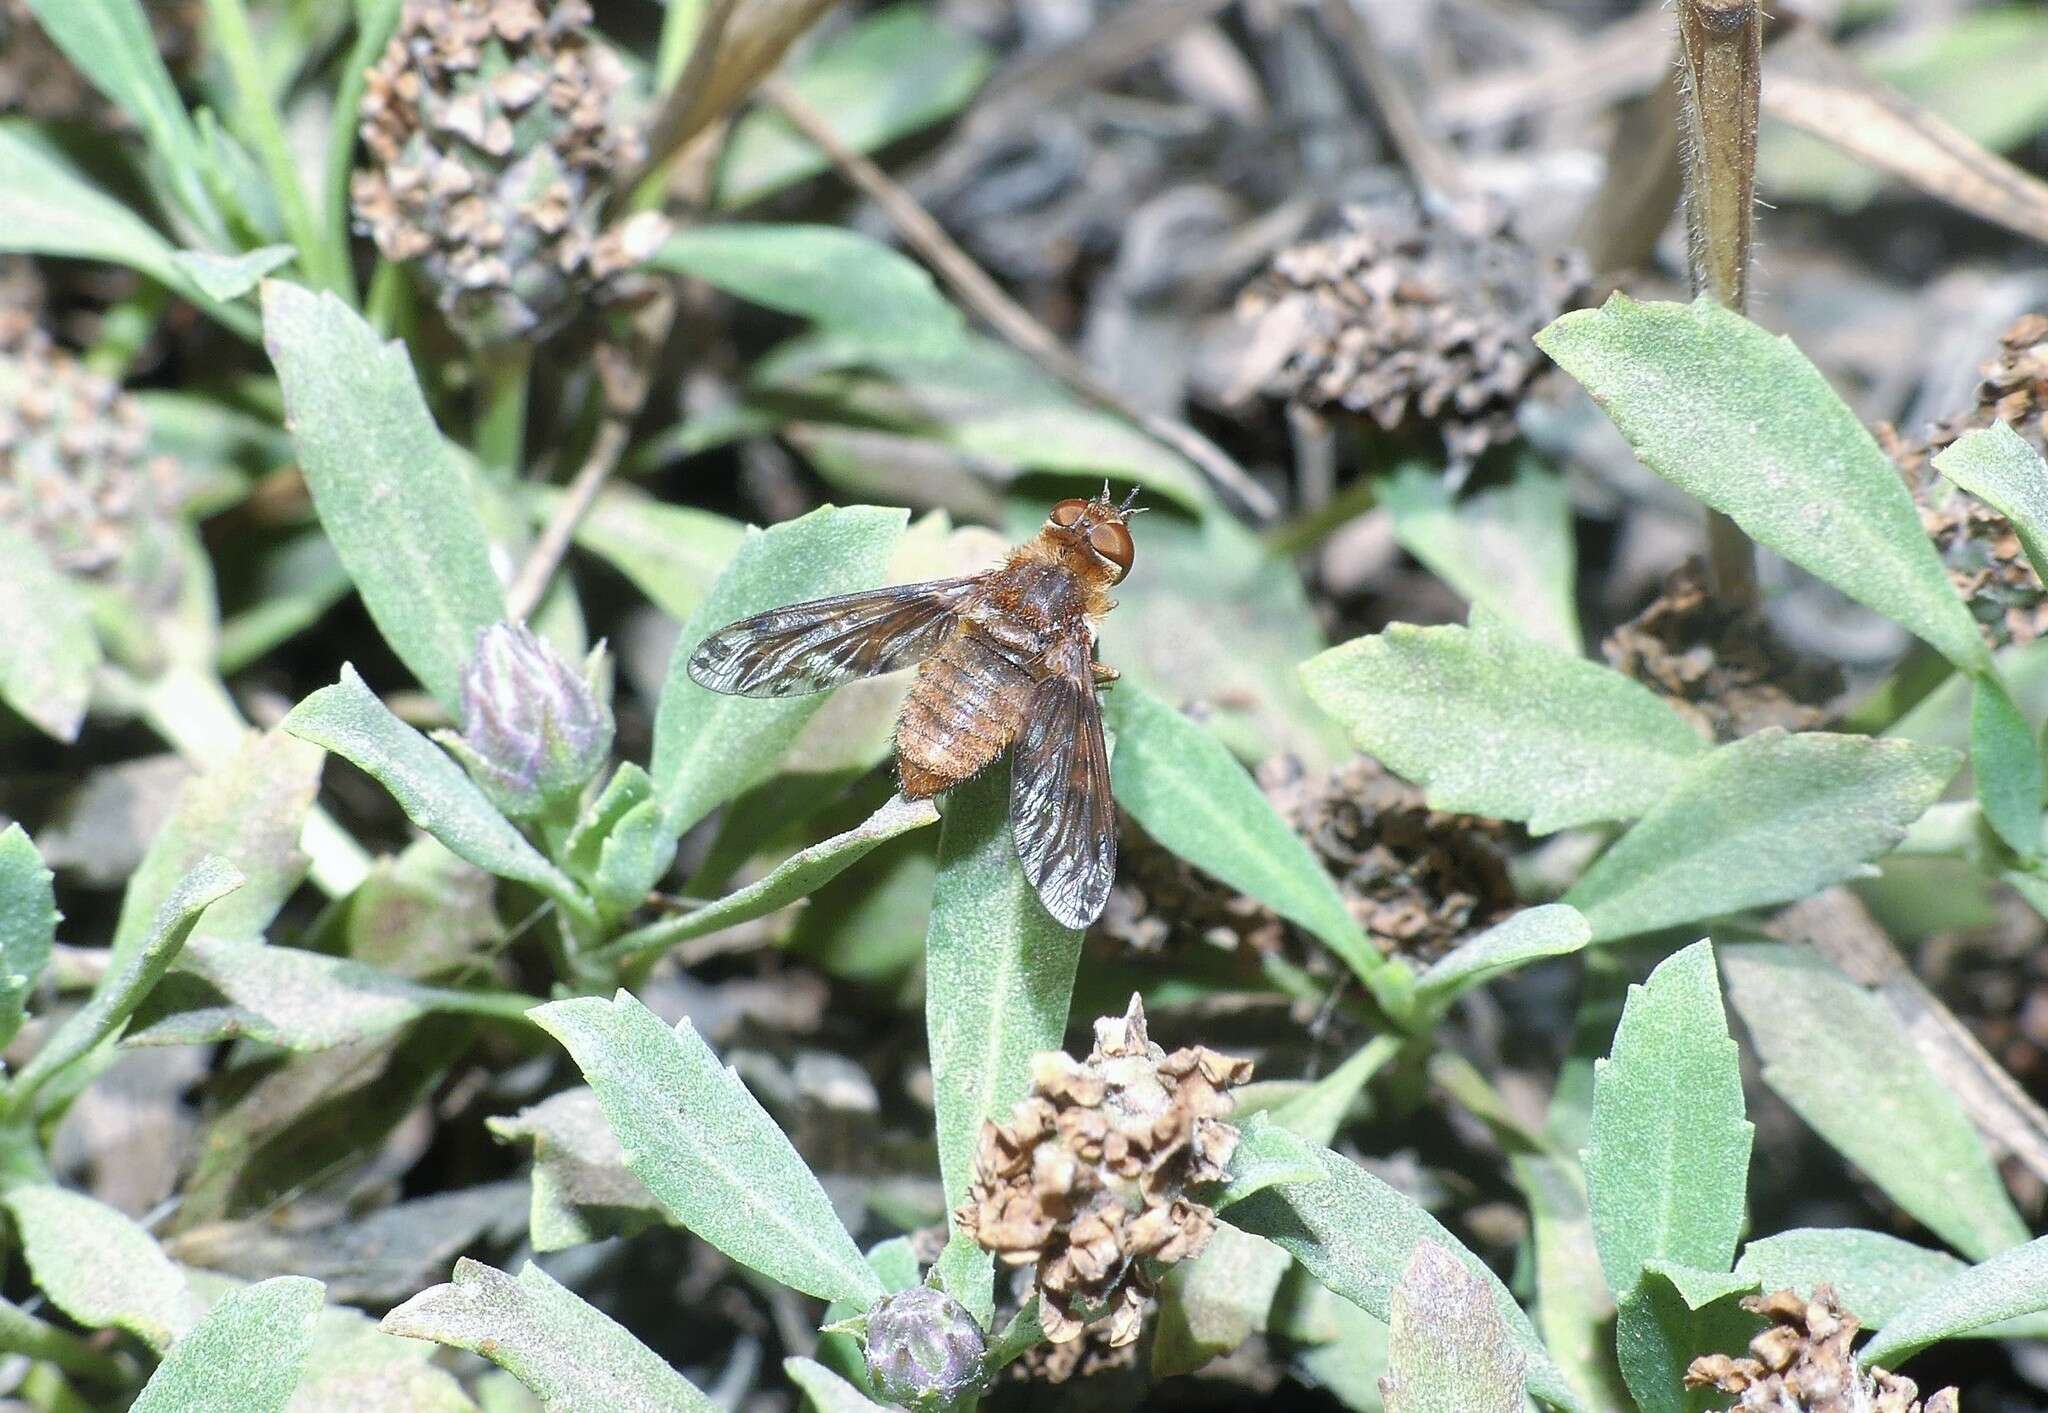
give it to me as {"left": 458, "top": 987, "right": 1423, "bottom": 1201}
{"left": 864, "top": 1287, "right": 987, "bottom": 1411}
{"left": 439, "top": 622, "right": 613, "bottom": 819}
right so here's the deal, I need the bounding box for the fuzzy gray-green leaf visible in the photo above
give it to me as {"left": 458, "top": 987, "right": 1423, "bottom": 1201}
{"left": 0, "top": 522, "right": 99, "bottom": 741}
{"left": 1105, "top": 683, "right": 1390, "bottom": 995}
{"left": 532, "top": 991, "right": 883, "bottom": 1306}
{"left": 1536, "top": 295, "right": 1989, "bottom": 673}
{"left": 1223, "top": 1140, "right": 1581, "bottom": 1411}
{"left": 132, "top": 1276, "right": 324, "bottom": 1413}
{"left": 1721, "top": 942, "right": 2028, "bottom": 1261}
{"left": 652, "top": 504, "right": 904, "bottom": 838}
{"left": 5, "top": 1185, "right": 202, "bottom": 1352}
{"left": 1737, "top": 1228, "right": 2048, "bottom": 1338}
{"left": 1415, "top": 905, "right": 1591, "bottom": 1008}
{"left": 1379, "top": 1240, "right": 1525, "bottom": 1413}
{"left": 283, "top": 667, "right": 581, "bottom": 908}
{"left": 1563, "top": 731, "right": 1959, "bottom": 941}
{"left": 1302, "top": 613, "right": 1707, "bottom": 834}
{"left": 1584, "top": 941, "right": 1752, "bottom": 1301}
{"left": 1970, "top": 671, "right": 2042, "bottom": 857}
{"left": 1935, "top": 420, "right": 2048, "bottom": 585}
{"left": 263, "top": 282, "right": 504, "bottom": 711}
{"left": 0, "top": 825, "right": 56, "bottom": 1049}
{"left": 926, "top": 764, "right": 1084, "bottom": 1323}
{"left": 383, "top": 1259, "right": 716, "bottom": 1412}
{"left": 1861, "top": 1234, "right": 2048, "bottom": 1368}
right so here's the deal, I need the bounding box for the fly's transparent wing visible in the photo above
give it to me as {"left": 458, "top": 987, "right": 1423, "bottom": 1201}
{"left": 1011, "top": 639, "right": 1116, "bottom": 929}
{"left": 686, "top": 577, "right": 983, "bottom": 697}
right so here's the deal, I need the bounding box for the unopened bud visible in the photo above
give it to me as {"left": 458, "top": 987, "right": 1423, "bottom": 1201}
{"left": 440, "top": 622, "right": 613, "bottom": 819}
{"left": 863, "top": 1287, "right": 987, "bottom": 1412}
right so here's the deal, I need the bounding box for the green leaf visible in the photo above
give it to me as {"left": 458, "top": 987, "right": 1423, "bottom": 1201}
{"left": 652, "top": 225, "right": 963, "bottom": 355}
{"left": 0, "top": 522, "right": 99, "bottom": 741}
{"left": 1861, "top": 1233, "right": 2048, "bottom": 1368}
{"left": 1414, "top": 905, "right": 1591, "bottom": 1008}
{"left": 285, "top": 1301, "right": 477, "bottom": 1412}
{"left": 783, "top": 1357, "right": 890, "bottom": 1412}
{"left": 925, "top": 765, "right": 1085, "bottom": 1324}
{"left": 124, "top": 935, "right": 535, "bottom": 1051}
{"left": 1721, "top": 942, "right": 2028, "bottom": 1261}
{"left": 553, "top": 487, "right": 745, "bottom": 624}
{"left": 1223, "top": 1140, "right": 1581, "bottom": 1411}
{"left": 532, "top": 991, "right": 884, "bottom": 1306}
{"left": 1377, "top": 454, "right": 1581, "bottom": 653}
{"left": 132, "top": 1276, "right": 323, "bottom": 1413}
{"left": 170, "top": 245, "right": 297, "bottom": 302}
{"left": 1301, "top": 613, "right": 1708, "bottom": 833}
{"left": 5, "top": 1186, "right": 201, "bottom": 1352}
{"left": 22, "top": 0, "right": 220, "bottom": 236}
{"left": 651, "top": 504, "right": 904, "bottom": 838}
{"left": 1536, "top": 295, "right": 1989, "bottom": 673}
{"left": 1211, "top": 1115, "right": 1326, "bottom": 1208}
{"left": 717, "top": 5, "right": 992, "bottom": 207}
{"left": 383, "top": 1259, "right": 718, "bottom": 1413}
{"left": 1562, "top": 731, "right": 1959, "bottom": 941}
{"left": 283, "top": 668, "right": 584, "bottom": 910}
{"left": 1737, "top": 1228, "right": 2048, "bottom": 1339}
{"left": 1104, "top": 684, "right": 1397, "bottom": 1003}
{"left": 1378, "top": 1240, "right": 1524, "bottom": 1413}
{"left": 0, "top": 825, "right": 57, "bottom": 1049}
{"left": 599, "top": 794, "right": 939, "bottom": 962}
{"left": 1970, "top": 672, "right": 2042, "bottom": 857}
{"left": 10, "top": 856, "right": 243, "bottom": 1106}
{"left": 263, "top": 282, "right": 504, "bottom": 711}
{"left": 489, "top": 1088, "right": 662, "bottom": 1253}
{"left": 1613, "top": 1262, "right": 1760, "bottom": 1413}
{"left": 108, "top": 726, "right": 323, "bottom": 969}
{"left": 1935, "top": 421, "right": 2048, "bottom": 585}
{"left": 1584, "top": 941, "right": 1752, "bottom": 1300}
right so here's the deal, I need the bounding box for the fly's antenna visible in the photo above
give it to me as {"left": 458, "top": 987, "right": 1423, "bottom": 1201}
{"left": 1117, "top": 485, "right": 1145, "bottom": 516}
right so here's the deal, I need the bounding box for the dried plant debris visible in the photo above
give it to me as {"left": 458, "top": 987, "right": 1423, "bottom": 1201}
{"left": 957, "top": 996, "right": 1251, "bottom": 1354}
{"left": 1885, "top": 313, "right": 2048, "bottom": 648}
{"left": 1685, "top": 1287, "right": 1958, "bottom": 1413}
{"left": 1102, "top": 755, "right": 1516, "bottom": 967}
{"left": 0, "top": 297, "right": 183, "bottom": 608}
{"left": 1230, "top": 198, "right": 1588, "bottom": 469}
{"left": 0, "top": 0, "right": 201, "bottom": 123}
{"left": 1013, "top": 1302, "right": 1146, "bottom": 1385}
{"left": 352, "top": 0, "right": 670, "bottom": 348}
{"left": 1603, "top": 559, "right": 1842, "bottom": 743}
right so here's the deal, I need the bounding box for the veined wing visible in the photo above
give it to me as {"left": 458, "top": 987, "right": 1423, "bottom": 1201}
{"left": 687, "top": 577, "right": 984, "bottom": 697}
{"left": 1011, "top": 637, "right": 1116, "bottom": 929}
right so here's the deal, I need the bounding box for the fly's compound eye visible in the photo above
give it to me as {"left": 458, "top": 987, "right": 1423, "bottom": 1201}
{"left": 1088, "top": 520, "right": 1134, "bottom": 581}
{"left": 1049, "top": 498, "right": 1089, "bottom": 528}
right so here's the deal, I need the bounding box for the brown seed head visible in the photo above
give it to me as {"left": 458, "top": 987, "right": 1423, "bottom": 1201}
{"left": 1683, "top": 1285, "right": 1959, "bottom": 1413}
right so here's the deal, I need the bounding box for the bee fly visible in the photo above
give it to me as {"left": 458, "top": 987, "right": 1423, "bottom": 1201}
{"left": 686, "top": 489, "right": 1142, "bottom": 928}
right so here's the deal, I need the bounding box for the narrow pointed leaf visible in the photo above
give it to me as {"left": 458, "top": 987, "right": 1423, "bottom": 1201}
{"left": 1415, "top": 905, "right": 1591, "bottom": 1007}
{"left": 924, "top": 765, "right": 1084, "bottom": 1323}
{"left": 1722, "top": 942, "right": 2028, "bottom": 1260}
{"left": 1738, "top": 1229, "right": 2048, "bottom": 1338}
{"left": 131, "top": 1276, "right": 324, "bottom": 1413}
{"left": 652, "top": 505, "right": 904, "bottom": 837}
{"left": 0, "top": 825, "right": 57, "bottom": 1049}
{"left": 1584, "top": 941, "right": 1752, "bottom": 1300}
{"left": 1862, "top": 1234, "right": 2048, "bottom": 1367}
{"left": 263, "top": 282, "right": 503, "bottom": 711}
{"left": 532, "top": 991, "right": 883, "bottom": 1306}
{"left": 1970, "top": 671, "right": 2043, "bottom": 857}
{"left": 1301, "top": 613, "right": 1708, "bottom": 834}
{"left": 1935, "top": 421, "right": 2048, "bottom": 584}
{"left": 1563, "top": 731, "right": 1959, "bottom": 941}
{"left": 384, "top": 1259, "right": 717, "bottom": 1412}
{"left": 1537, "top": 295, "right": 1990, "bottom": 672}
{"left": 283, "top": 667, "right": 582, "bottom": 908}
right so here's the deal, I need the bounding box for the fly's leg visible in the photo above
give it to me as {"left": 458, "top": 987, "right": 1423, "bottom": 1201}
{"left": 1091, "top": 661, "right": 1120, "bottom": 689}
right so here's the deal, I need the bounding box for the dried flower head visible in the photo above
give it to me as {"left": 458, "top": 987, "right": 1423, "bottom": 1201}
{"left": 1685, "top": 1287, "right": 1957, "bottom": 1413}
{"left": 351, "top": 0, "right": 670, "bottom": 348}
{"left": 955, "top": 996, "right": 1251, "bottom": 1349}
{"left": 862, "top": 1286, "right": 987, "bottom": 1411}
{"left": 1885, "top": 313, "right": 2048, "bottom": 648}
{"left": 1603, "top": 559, "right": 1841, "bottom": 743}
{"left": 0, "top": 298, "right": 183, "bottom": 609}
{"left": 437, "top": 622, "right": 614, "bottom": 819}
{"left": 1231, "top": 198, "right": 1587, "bottom": 469}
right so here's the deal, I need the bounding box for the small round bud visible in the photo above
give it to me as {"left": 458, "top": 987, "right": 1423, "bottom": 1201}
{"left": 863, "top": 1287, "right": 987, "bottom": 1412}
{"left": 442, "top": 622, "right": 613, "bottom": 819}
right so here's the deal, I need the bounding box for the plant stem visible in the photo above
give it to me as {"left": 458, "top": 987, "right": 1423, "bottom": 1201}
{"left": 506, "top": 417, "right": 632, "bottom": 621}
{"left": 1676, "top": 0, "right": 1762, "bottom": 609}
{"left": 322, "top": 0, "right": 404, "bottom": 304}
{"left": 204, "top": 0, "right": 345, "bottom": 296}
{"left": 475, "top": 342, "right": 534, "bottom": 478}
{"left": 760, "top": 77, "right": 1278, "bottom": 521}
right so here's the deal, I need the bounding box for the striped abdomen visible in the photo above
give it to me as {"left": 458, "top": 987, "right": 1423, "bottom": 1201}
{"left": 896, "top": 626, "right": 1037, "bottom": 798}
